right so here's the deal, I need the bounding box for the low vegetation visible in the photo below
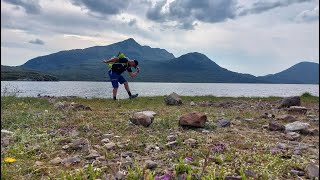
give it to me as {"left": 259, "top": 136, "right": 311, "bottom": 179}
{"left": 1, "top": 94, "right": 319, "bottom": 179}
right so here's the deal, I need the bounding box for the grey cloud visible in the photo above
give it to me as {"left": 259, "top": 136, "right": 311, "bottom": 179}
{"left": 146, "top": 0, "right": 167, "bottom": 22}
{"left": 2, "top": 0, "right": 41, "bottom": 14}
{"left": 71, "top": 0, "right": 130, "bottom": 16}
{"left": 28, "top": 38, "right": 45, "bottom": 45}
{"left": 146, "top": 0, "right": 237, "bottom": 30}
{"left": 146, "top": 0, "right": 314, "bottom": 30}
{"left": 128, "top": 19, "right": 137, "bottom": 26}
{"left": 238, "top": 0, "right": 313, "bottom": 16}
{"left": 295, "top": 6, "right": 319, "bottom": 22}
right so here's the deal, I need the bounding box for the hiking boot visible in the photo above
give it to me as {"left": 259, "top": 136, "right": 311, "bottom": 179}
{"left": 129, "top": 94, "right": 138, "bottom": 99}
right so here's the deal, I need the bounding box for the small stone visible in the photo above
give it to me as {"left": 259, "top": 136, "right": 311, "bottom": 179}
{"left": 101, "top": 138, "right": 110, "bottom": 143}
{"left": 62, "top": 145, "right": 70, "bottom": 150}
{"left": 277, "top": 115, "right": 296, "bottom": 122}
{"left": 190, "top": 101, "right": 196, "bottom": 106}
{"left": 284, "top": 132, "right": 301, "bottom": 141}
{"left": 216, "top": 119, "right": 231, "bottom": 128}
{"left": 288, "top": 106, "right": 308, "bottom": 115}
{"left": 166, "top": 141, "right": 177, "bottom": 147}
{"left": 1, "top": 129, "right": 14, "bottom": 136}
{"left": 290, "top": 169, "right": 304, "bottom": 176}
{"left": 167, "top": 135, "right": 176, "bottom": 142}
{"left": 184, "top": 138, "right": 197, "bottom": 147}
{"left": 105, "top": 142, "right": 116, "bottom": 150}
{"left": 269, "top": 121, "right": 285, "bottom": 131}
{"left": 50, "top": 157, "right": 62, "bottom": 165}
{"left": 35, "top": 161, "right": 44, "bottom": 166}
{"left": 102, "top": 133, "right": 114, "bottom": 139}
{"left": 145, "top": 160, "right": 157, "bottom": 169}
{"left": 115, "top": 171, "right": 125, "bottom": 180}
{"left": 85, "top": 150, "right": 100, "bottom": 160}
{"left": 61, "top": 156, "right": 81, "bottom": 164}
{"left": 305, "top": 163, "right": 319, "bottom": 179}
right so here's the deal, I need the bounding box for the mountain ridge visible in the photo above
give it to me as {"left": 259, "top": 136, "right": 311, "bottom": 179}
{"left": 10, "top": 38, "right": 318, "bottom": 84}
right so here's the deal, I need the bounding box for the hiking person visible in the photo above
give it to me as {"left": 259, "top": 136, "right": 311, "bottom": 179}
{"left": 102, "top": 52, "right": 140, "bottom": 100}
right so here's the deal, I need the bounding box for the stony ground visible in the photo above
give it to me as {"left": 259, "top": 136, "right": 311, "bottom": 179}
{"left": 1, "top": 94, "right": 319, "bottom": 180}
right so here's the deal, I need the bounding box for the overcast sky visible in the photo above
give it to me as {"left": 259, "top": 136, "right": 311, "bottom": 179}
{"left": 1, "top": 0, "right": 319, "bottom": 76}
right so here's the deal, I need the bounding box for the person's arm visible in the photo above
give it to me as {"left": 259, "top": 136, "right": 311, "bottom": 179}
{"left": 128, "top": 66, "right": 140, "bottom": 78}
{"left": 102, "top": 57, "right": 118, "bottom": 63}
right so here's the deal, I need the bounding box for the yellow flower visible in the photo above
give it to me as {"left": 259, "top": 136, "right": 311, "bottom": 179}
{"left": 4, "top": 157, "right": 16, "bottom": 163}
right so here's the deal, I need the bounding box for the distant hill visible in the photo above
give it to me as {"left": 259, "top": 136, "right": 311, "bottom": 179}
{"left": 258, "top": 62, "right": 319, "bottom": 84}
{"left": 1, "top": 65, "right": 58, "bottom": 81}
{"left": 16, "top": 38, "right": 319, "bottom": 84}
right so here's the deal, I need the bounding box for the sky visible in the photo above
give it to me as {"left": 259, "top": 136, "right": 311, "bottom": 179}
{"left": 1, "top": 0, "right": 319, "bottom": 76}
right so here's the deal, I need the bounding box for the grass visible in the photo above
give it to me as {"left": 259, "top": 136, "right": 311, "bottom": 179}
{"left": 1, "top": 95, "right": 319, "bottom": 179}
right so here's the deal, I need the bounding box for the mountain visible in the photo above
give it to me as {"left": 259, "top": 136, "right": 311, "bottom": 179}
{"left": 133, "top": 52, "right": 265, "bottom": 83}
{"left": 20, "top": 38, "right": 175, "bottom": 81}
{"left": 17, "top": 38, "right": 318, "bottom": 83}
{"left": 258, "top": 62, "right": 319, "bottom": 84}
{"left": 1, "top": 65, "right": 58, "bottom": 81}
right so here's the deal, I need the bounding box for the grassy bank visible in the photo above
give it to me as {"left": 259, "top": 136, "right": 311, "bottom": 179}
{"left": 1, "top": 95, "right": 319, "bottom": 179}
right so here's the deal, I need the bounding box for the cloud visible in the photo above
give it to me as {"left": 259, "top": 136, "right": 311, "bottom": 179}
{"left": 238, "top": 0, "right": 313, "bottom": 16}
{"left": 295, "top": 6, "right": 319, "bottom": 22}
{"left": 71, "top": 0, "right": 130, "bottom": 17}
{"left": 2, "top": 0, "right": 41, "bottom": 14}
{"left": 28, "top": 38, "right": 45, "bottom": 45}
{"left": 146, "top": 0, "right": 315, "bottom": 30}
{"left": 146, "top": 0, "right": 237, "bottom": 30}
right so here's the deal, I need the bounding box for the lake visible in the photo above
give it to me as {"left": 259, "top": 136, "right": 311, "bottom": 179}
{"left": 1, "top": 81, "right": 319, "bottom": 99}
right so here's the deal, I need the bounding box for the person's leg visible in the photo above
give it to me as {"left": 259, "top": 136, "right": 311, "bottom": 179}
{"left": 119, "top": 76, "right": 138, "bottom": 98}
{"left": 113, "top": 88, "right": 118, "bottom": 100}
{"left": 109, "top": 71, "right": 119, "bottom": 100}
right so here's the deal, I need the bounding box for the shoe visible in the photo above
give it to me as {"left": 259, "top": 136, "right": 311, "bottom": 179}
{"left": 129, "top": 94, "right": 138, "bottom": 99}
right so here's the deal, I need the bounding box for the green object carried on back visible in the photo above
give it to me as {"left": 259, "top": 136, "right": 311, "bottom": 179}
{"left": 107, "top": 52, "right": 127, "bottom": 69}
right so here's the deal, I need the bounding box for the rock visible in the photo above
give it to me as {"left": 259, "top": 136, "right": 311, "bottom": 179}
{"left": 140, "top": 111, "right": 157, "bottom": 117}
{"left": 50, "top": 157, "right": 62, "bottom": 165}
{"left": 260, "top": 113, "right": 275, "bottom": 119}
{"left": 1, "top": 137, "right": 12, "bottom": 147}
{"left": 35, "top": 161, "right": 44, "bottom": 166}
{"left": 85, "top": 150, "right": 100, "bottom": 160}
{"left": 184, "top": 138, "right": 197, "bottom": 147}
{"left": 300, "top": 128, "right": 319, "bottom": 136}
{"left": 278, "top": 96, "right": 301, "bottom": 108}
{"left": 166, "top": 141, "right": 177, "bottom": 147}
{"left": 285, "top": 132, "right": 301, "bottom": 141}
{"left": 216, "top": 119, "right": 231, "bottom": 128}
{"left": 144, "top": 144, "right": 154, "bottom": 153}
{"left": 105, "top": 142, "right": 116, "bottom": 150}
{"left": 115, "top": 171, "right": 125, "bottom": 180}
{"left": 1, "top": 129, "right": 14, "bottom": 136}
{"left": 179, "top": 112, "right": 207, "bottom": 128}
{"left": 225, "top": 176, "right": 242, "bottom": 180}
{"left": 288, "top": 106, "right": 308, "bottom": 115}
{"left": 61, "top": 156, "right": 81, "bottom": 164}
{"left": 145, "top": 160, "right": 157, "bottom": 169}
{"left": 305, "top": 163, "right": 319, "bottom": 179}
{"left": 102, "top": 133, "right": 114, "bottom": 139}
{"left": 121, "top": 151, "right": 133, "bottom": 158}
{"left": 268, "top": 121, "right": 285, "bottom": 131}
{"left": 101, "top": 138, "right": 110, "bottom": 143}
{"left": 290, "top": 169, "right": 304, "bottom": 176}
{"left": 104, "top": 174, "right": 116, "bottom": 180}
{"left": 164, "top": 92, "right": 182, "bottom": 105}
{"left": 69, "top": 138, "right": 89, "bottom": 151}
{"left": 167, "top": 135, "right": 177, "bottom": 142}
{"left": 62, "top": 145, "right": 69, "bottom": 150}
{"left": 285, "top": 121, "right": 310, "bottom": 132}
{"left": 130, "top": 112, "right": 153, "bottom": 127}
{"left": 54, "top": 101, "right": 92, "bottom": 111}
{"left": 276, "top": 115, "right": 297, "bottom": 122}
{"left": 190, "top": 101, "right": 196, "bottom": 106}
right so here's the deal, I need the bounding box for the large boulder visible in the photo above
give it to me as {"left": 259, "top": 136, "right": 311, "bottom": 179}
{"left": 130, "top": 111, "right": 156, "bottom": 127}
{"left": 285, "top": 121, "right": 310, "bottom": 132}
{"left": 179, "top": 112, "right": 207, "bottom": 128}
{"left": 165, "top": 92, "right": 182, "bottom": 105}
{"left": 278, "top": 96, "right": 301, "bottom": 108}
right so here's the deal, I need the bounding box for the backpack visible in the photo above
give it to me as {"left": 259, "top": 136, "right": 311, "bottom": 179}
{"left": 107, "top": 52, "right": 128, "bottom": 69}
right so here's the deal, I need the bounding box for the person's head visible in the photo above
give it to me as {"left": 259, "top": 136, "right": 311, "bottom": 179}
{"left": 129, "top": 59, "right": 139, "bottom": 68}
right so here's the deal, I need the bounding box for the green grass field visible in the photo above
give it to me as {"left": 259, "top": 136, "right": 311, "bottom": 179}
{"left": 1, "top": 94, "right": 319, "bottom": 179}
